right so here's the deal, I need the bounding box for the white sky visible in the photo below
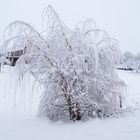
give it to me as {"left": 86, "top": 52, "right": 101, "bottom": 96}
{"left": 0, "top": 0, "right": 140, "bottom": 53}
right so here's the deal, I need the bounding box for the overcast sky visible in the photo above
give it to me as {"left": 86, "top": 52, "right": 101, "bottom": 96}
{"left": 0, "top": 0, "right": 140, "bottom": 53}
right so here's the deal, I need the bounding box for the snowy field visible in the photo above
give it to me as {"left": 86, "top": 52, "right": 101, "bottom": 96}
{"left": 0, "top": 69, "right": 140, "bottom": 140}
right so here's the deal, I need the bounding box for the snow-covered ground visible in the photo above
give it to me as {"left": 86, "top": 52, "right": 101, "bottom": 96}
{"left": 0, "top": 69, "right": 140, "bottom": 140}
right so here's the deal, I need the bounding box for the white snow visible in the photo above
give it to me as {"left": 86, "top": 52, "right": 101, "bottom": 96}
{"left": 0, "top": 69, "right": 140, "bottom": 140}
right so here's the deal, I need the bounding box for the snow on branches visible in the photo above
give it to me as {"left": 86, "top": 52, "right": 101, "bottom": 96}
{"left": 2, "top": 5, "right": 125, "bottom": 121}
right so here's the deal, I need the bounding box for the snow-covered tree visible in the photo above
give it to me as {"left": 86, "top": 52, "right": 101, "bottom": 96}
{"left": 1, "top": 5, "right": 125, "bottom": 121}
{"left": 123, "top": 51, "right": 140, "bottom": 72}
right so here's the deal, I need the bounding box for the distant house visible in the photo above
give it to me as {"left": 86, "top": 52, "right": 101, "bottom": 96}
{"left": 6, "top": 47, "right": 26, "bottom": 66}
{"left": 5, "top": 45, "right": 38, "bottom": 66}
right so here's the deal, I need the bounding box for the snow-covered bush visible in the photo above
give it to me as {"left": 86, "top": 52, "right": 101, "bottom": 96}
{"left": 2, "top": 5, "right": 125, "bottom": 121}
